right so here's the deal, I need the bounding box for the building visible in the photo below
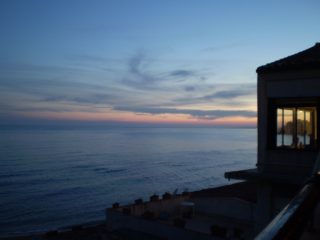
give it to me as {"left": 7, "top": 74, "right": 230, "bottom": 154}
{"left": 226, "top": 42, "right": 320, "bottom": 233}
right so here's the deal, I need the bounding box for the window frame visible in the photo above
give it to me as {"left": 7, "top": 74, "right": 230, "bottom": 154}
{"left": 268, "top": 98, "right": 319, "bottom": 151}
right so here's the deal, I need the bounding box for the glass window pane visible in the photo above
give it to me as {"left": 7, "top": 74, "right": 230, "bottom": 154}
{"left": 283, "top": 109, "right": 293, "bottom": 147}
{"left": 305, "top": 111, "right": 310, "bottom": 145}
{"left": 305, "top": 108, "right": 316, "bottom": 146}
{"left": 275, "top": 106, "right": 316, "bottom": 149}
{"left": 297, "top": 109, "right": 305, "bottom": 148}
{"left": 277, "top": 108, "right": 283, "bottom": 146}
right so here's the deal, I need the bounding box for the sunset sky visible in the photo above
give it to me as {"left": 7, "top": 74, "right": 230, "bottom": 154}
{"left": 1, "top": 0, "right": 319, "bottom": 127}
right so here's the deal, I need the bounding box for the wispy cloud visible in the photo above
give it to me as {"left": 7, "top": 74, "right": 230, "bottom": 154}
{"left": 43, "top": 93, "right": 115, "bottom": 105}
{"left": 0, "top": 56, "right": 256, "bottom": 125}
{"left": 121, "top": 52, "right": 209, "bottom": 90}
{"left": 129, "top": 52, "right": 144, "bottom": 75}
{"left": 174, "top": 84, "right": 256, "bottom": 105}
{"left": 114, "top": 106, "right": 256, "bottom": 120}
{"left": 121, "top": 52, "right": 159, "bottom": 89}
{"left": 199, "top": 87, "right": 255, "bottom": 100}
{"left": 184, "top": 86, "right": 196, "bottom": 92}
{"left": 169, "top": 70, "right": 195, "bottom": 77}
{"left": 0, "top": 62, "right": 87, "bottom": 75}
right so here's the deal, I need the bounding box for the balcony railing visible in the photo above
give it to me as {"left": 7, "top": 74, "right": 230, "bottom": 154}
{"left": 255, "top": 153, "right": 320, "bottom": 240}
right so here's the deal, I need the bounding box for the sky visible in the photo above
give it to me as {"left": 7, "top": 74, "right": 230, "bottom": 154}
{"left": 0, "top": 0, "right": 319, "bottom": 127}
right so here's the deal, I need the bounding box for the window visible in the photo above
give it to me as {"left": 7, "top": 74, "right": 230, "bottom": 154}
{"left": 276, "top": 107, "right": 317, "bottom": 149}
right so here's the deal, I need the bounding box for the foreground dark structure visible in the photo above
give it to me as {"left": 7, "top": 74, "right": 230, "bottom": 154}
{"left": 226, "top": 43, "right": 320, "bottom": 239}
{"left": 252, "top": 43, "right": 320, "bottom": 239}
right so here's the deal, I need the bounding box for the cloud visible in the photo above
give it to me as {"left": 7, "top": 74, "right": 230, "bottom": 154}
{"left": 121, "top": 52, "right": 206, "bottom": 89}
{"left": 0, "top": 62, "right": 104, "bottom": 92}
{"left": 174, "top": 84, "right": 256, "bottom": 105}
{"left": 0, "top": 62, "right": 118, "bottom": 108}
{"left": 121, "top": 52, "right": 159, "bottom": 89}
{"left": 43, "top": 93, "right": 115, "bottom": 105}
{"left": 170, "top": 70, "right": 195, "bottom": 77}
{"left": 0, "top": 58, "right": 256, "bottom": 124}
{"left": 201, "top": 88, "right": 255, "bottom": 100}
{"left": 0, "top": 62, "right": 88, "bottom": 75}
{"left": 184, "top": 86, "right": 195, "bottom": 92}
{"left": 114, "top": 106, "right": 256, "bottom": 120}
{"left": 129, "top": 52, "right": 144, "bottom": 75}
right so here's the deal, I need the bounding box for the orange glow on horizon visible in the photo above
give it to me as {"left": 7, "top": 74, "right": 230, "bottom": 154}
{"left": 17, "top": 110, "right": 257, "bottom": 127}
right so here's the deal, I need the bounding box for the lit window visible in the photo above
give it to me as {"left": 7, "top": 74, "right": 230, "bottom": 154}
{"left": 276, "top": 107, "right": 317, "bottom": 149}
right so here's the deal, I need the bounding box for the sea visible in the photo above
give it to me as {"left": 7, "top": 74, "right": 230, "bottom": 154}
{"left": 0, "top": 126, "right": 257, "bottom": 237}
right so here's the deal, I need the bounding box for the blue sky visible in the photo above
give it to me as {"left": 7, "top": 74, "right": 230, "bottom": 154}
{"left": 0, "top": 0, "right": 319, "bottom": 126}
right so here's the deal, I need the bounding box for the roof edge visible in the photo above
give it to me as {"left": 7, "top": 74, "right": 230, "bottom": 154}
{"left": 256, "top": 43, "right": 320, "bottom": 74}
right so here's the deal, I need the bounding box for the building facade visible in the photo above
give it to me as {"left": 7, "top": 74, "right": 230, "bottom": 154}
{"left": 227, "top": 42, "right": 320, "bottom": 232}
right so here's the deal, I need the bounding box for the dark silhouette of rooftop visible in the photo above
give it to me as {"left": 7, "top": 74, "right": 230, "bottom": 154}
{"left": 191, "top": 181, "right": 257, "bottom": 203}
{"left": 257, "top": 42, "right": 320, "bottom": 73}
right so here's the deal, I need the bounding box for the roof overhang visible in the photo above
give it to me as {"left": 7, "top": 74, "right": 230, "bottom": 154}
{"left": 225, "top": 168, "right": 307, "bottom": 185}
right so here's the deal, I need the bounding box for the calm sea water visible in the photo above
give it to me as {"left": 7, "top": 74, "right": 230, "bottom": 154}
{"left": 0, "top": 126, "right": 257, "bottom": 237}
